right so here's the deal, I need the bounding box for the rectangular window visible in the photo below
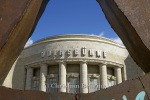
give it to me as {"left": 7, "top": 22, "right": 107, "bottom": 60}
{"left": 47, "top": 65, "right": 58, "bottom": 93}
{"left": 32, "top": 77, "right": 39, "bottom": 90}
{"left": 107, "top": 67, "right": 115, "bottom": 76}
{"left": 67, "top": 77, "right": 79, "bottom": 93}
{"left": 33, "top": 68, "right": 40, "bottom": 77}
{"left": 46, "top": 78, "right": 58, "bottom": 92}
{"left": 48, "top": 65, "right": 59, "bottom": 74}
{"left": 88, "top": 65, "right": 99, "bottom": 74}
{"left": 88, "top": 77, "right": 100, "bottom": 93}
{"left": 108, "top": 79, "right": 116, "bottom": 87}
{"left": 67, "top": 64, "right": 80, "bottom": 93}
{"left": 67, "top": 64, "right": 80, "bottom": 74}
{"left": 31, "top": 68, "right": 40, "bottom": 90}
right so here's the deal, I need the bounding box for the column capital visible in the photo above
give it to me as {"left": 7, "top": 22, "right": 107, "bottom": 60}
{"left": 114, "top": 66, "right": 122, "bottom": 70}
{"left": 80, "top": 60, "right": 87, "bottom": 64}
{"left": 99, "top": 62, "right": 107, "bottom": 66}
{"left": 59, "top": 61, "right": 66, "bottom": 65}
{"left": 119, "top": 65, "right": 124, "bottom": 68}
{"left": 25, "top": 65, "right": 32, "bottom": 69}
{"left": 114, "top": 64, "right": 123, "bottom": 68}
{"left": 40, "top": 63, "right": 48, "bottom": 67}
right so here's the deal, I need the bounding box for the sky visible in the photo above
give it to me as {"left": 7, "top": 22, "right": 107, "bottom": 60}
{"left": 25, "top": 0, "right": 123, "bottom": 47}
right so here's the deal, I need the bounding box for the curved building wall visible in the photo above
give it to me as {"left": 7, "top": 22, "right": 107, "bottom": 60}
{"left": 2, "top": 34, "right": 144, "bottom": 93}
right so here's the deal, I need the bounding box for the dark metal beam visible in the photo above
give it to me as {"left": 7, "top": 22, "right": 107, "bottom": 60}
{"left": 97, "top": 0, "right": 150, "bottom": 72}
{"left": 0, "top": 0, "right": 49, "bottom": 84}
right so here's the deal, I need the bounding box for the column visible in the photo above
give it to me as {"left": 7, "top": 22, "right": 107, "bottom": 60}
{"left": 40, "top": 63, "right": 48, "bottom": 92}
{"left": 99, "top": 63, "right": 108, "bottom": 89}
{"left": 25, "top": 67, "right": 33, "bottom": 90}
{"left": 59, "top": 61, "right": 66, "bottom": 92}
{"left": 80, "top": 61, "right": 88, "bottom": 93}
{"left": 114, "top": 67, "right": 122, "bottom": 84}
{"left": 122, "top": 65, "right": 127, "bottom": 81}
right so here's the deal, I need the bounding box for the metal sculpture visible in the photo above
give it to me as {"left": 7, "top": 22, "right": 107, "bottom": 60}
{"left": 0, "top": 0, "right": 150, "bottom": 100}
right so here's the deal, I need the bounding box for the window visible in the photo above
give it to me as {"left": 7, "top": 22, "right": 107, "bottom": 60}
{"left": 46, "top": 78, "right": 58, "bottom": 92}
{"left": 107, "top": 67, "right": 115, "bottom": 76}
{"left": 88, "top": 65, "right": 99, "bottom": 74}
{"left": 32, "top": 77, "right": 39, "bottom": 90}
{"left": 47, "top": 65, "right": 59, "bottom": 92}
{"left": 31, "top": 68, "right": 40, "bottom": 90}
{"left": 67, "top": 64, "right": 80, "bottom": 93}
{"left": 67, "top": 77, "right": 79, "bottom": 93}
{"left": 107, "top": 74, "right": 116, "bottom": 87}
{"left": 107, "top": 79, "right": 116, "bottom": 87}
{"left": 107, "top": 67, "right": 116, "bottom": 87}
{"left": 33, "top": 68, "right": 40, "bottom": 77}
{"left": 88, "top": 77, "right": 100, "bottom": 93}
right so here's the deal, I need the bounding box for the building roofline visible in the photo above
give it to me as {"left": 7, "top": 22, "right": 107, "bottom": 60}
{"left": 25, "top": 34, "right": 125, "bottom": 49}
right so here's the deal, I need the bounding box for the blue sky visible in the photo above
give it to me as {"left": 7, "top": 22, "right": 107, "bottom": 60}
{"left": 25, "top": 0, "right": 123, "bottom": 47}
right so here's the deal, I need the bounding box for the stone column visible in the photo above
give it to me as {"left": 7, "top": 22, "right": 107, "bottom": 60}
{"left": 99, "top": 63, "right": 108, "bottom": 89}
{"left": 59, "top": 61, "right": 66, "bottom": 92}
{"left": 122, "top": 65, "right": 127, "bottom": 81}
{"left": 40, "top": 63, "right": 48, "bottom": 92}
{"left": 80, "top": 61, "right": 88, "bottom": 93}
{"left": 114, "top": 67, "right": 122, "bottom": 84}
{"left": 25, "top": 67, "right": 33, "bottom": 90}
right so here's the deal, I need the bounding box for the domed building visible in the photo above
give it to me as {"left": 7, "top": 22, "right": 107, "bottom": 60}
{"left": 2, "top": 34, "right": 144, "bottom": 93}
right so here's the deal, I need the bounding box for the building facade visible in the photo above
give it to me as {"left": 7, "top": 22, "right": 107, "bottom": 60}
{"left": 2, "top": 34, "right": 144, "bottom": 93}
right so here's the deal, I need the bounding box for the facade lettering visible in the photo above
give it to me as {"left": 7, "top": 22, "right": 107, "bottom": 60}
{"left": 59, "top": 50, "right": 62, "bottom": 56}
{"left": 41, "top": 51, "right": 45, "bottom": 58}
{"left": 67, "top": 49, "right": 71, "bottom": 56}
{"left": 74, "top": 49, "right": 78, "bottom": 55}
{"left": 96, "top": 50, "right": 101, "bottom": 57}
{"left": 82, "top": 47, "right": 86, "bottom": 56}
{"left": 103, "top": 51, "right": 107, "bottom": 58}
{"left": 41, "top": 47, "right": 107, "bottom": 58}
{"left": 89, "top": 49, "right": 94, "bottom": 56}
{"left": 47, "top": 51, "right": 51, "bottom": 57}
